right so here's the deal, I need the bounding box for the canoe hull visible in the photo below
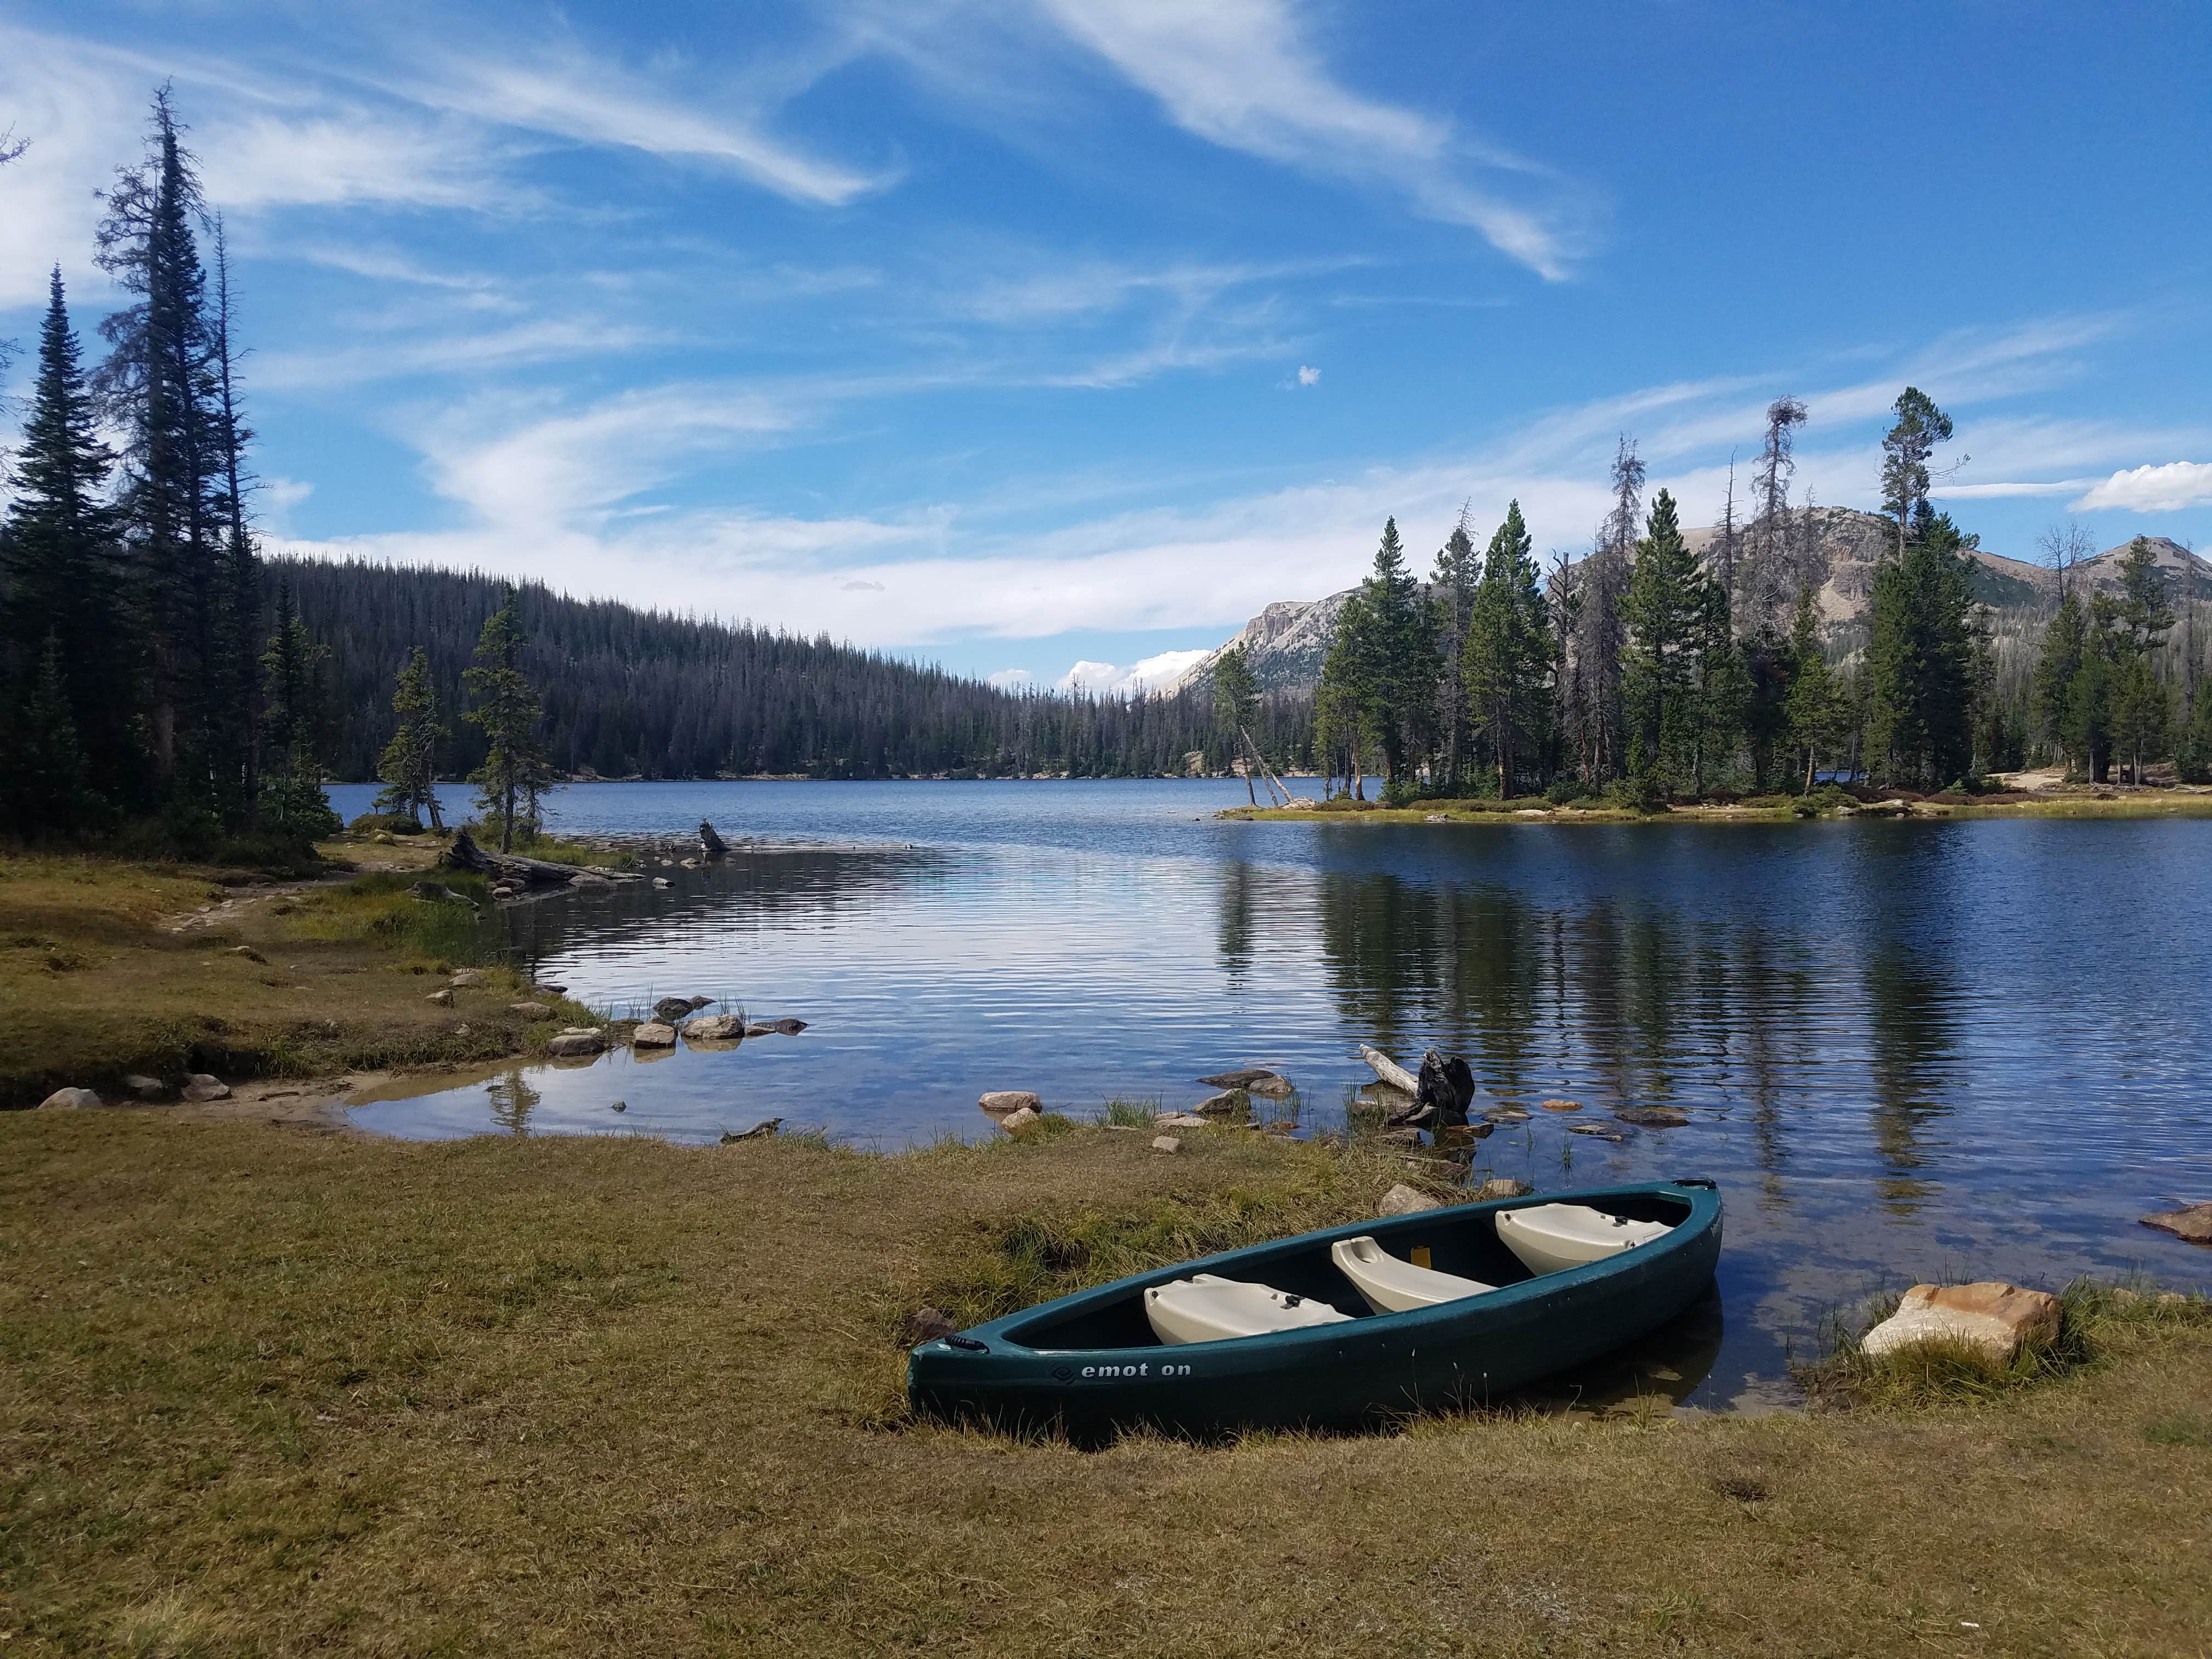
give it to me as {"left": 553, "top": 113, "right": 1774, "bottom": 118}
{"left": 908, "top": 1180, "right": 1721, "bottom": 1436}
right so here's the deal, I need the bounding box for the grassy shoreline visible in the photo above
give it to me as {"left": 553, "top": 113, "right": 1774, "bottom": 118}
{"left": 1222, "top": 784, "right": 2212, "bottom": 825}
{"left": 0, "top": 831, "right": 613, "bottom": 1111}
{"left": 3, "top": 1112, "right": 2208, "bottom": 1655}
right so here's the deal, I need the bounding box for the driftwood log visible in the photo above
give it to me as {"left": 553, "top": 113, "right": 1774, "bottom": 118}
{"left": 442, "top": 827, "right": 590, "bottom": 889}
{"left": 698, "top": 819, "right": 729, "bottom": 859}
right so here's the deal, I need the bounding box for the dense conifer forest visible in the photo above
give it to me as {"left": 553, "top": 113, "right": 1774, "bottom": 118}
{"left": 282, "top": 557, "right": 1309, "bottom": 783}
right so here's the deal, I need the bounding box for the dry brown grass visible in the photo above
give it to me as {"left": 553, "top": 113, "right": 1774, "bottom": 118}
{"left": 0, "top": 845, "right": 596, "bottom": 1108}
{"left": 3, "top": 1113, "right": 2208, "bottom": 1657}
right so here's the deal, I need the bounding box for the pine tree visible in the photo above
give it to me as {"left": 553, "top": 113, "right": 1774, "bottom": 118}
{"left": 2177, "top": 679, "right": 2212, "bottom": 785}
{"left": 1, "top": 269, "right": 140, "bottom": 809}
{"left": 1866, "top": 504, "right": 1978, "bottom": 788}
{"left": 94, "top": 87, "right": 228, "bottom": 806}
{"left": 1330, "top": 519, "right": 1437, "bottom": 792}
{"left": 9, "top": 634, "right": 92, "bottom": 837}
{"left": 1878, "top": 388, "right": 1955, "bottom": 555}
{"left": 464, "top": 584, "right": 554, "bottom": 851}
{"left": 1431, "top": 511, "right": 1481, "bottom": 792}
{"left": 1463, "top": 501, "right": 1551, "bottom": 797}
{"left": 1564, "top": 436, "right": 1643, "bottom": 782}
{"left": 2034, "top": 591, "right": 2089, "bottom": 776}
{"left": 2108, "top": 656, "right": 2169, "bottom": 785}
{"left": 1210, "top": 644, "right": 1260, "bottom": 804}
{"left": 1783, "top": 586, "right": 1846, "bottom": 791}
{"left": 375, "top": 646, "right": 447, "bottom": 827}
{"left": 1620, "top": 490, "right": 1712, "bottom": 795}
{"left": 258, "top": 579, "right": 338, "bottom": 836}
{"left": 206, "top": 218, "right": 262, "bottom": 821}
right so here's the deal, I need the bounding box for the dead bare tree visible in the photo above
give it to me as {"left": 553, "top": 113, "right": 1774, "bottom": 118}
{"left": 1739, "top": 396, "right": 1807, "bottom": 632}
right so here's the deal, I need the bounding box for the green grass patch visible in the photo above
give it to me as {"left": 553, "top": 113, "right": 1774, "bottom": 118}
{"left": 281, "top": 870, "right": 499, "bottom": 964}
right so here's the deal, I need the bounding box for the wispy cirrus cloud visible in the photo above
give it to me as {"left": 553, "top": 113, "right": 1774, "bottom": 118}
{"left": 1030, "top": 0, "right": 1593, "bottom": 279}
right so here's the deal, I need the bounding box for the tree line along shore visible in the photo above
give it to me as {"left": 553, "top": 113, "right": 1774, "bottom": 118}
{"left": 1207, "top": 396, "right": 2210, "bottom": 811}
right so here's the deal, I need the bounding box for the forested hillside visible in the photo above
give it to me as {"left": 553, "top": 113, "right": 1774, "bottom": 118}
{"left": 282, "top": 558, "right": 1312, "bottom": 782}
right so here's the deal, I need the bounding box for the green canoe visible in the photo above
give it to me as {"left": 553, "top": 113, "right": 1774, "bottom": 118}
{"left": 907, "top": 1178, "right": 1722, "bottom": 1436}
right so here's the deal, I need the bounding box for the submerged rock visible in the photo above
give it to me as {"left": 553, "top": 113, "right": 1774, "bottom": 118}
{"left": 1566, "top": 1122, "right": 1628, "bottom": 1141}
{"left": 1378, "top": 1183, "right": 1442, "bottom": 1216}
{"left": 1476, "top": 1178, "right": 1534, "bottom": 1201}
{"left": 610, "top": 1099, "right": 627, "bottom": 1113}
{"left": 546, "top": 1031, "right": 605, "bottom": 1058}
{"left": 180, "top": 1074, "right": 230, "bottom": 1103}
{"left": 39, "top": 1087, "right": 102, "bottom": 1110}
{"left": 1615, "top": 1106, "right": 1690, "bottom": 1128}
{"left": 1197, "top": 1067, "right": 1282, "bottom": 1090}
{"left": 1860, "top": 1282, "right": 2062, "bottom": 1363}
{"left": 979, "top": 1090, "right": 1042, "bottom": 1121}
{"left": 770, "top": 1017, "right": 808, "bottom": 1035}
{"left": 1539, "top": 1098, "right": 1582, "bottom": 1113}
{"left": 1483, "top": 1107, "right": 1531, "bottom": 1124}
{"left": 653, "top": 996, "right": 698, "bottom": 1023}
{"left": 631, "top": 1021, "right": 679, "bottom": 1048}
{"left": 2140, "top": 1201, "right": 2212, "bottom": 1245}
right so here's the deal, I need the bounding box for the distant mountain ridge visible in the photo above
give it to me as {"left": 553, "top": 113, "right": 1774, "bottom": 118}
{"left": 1176, "top": 511, "right": 2208, "bottom": 693}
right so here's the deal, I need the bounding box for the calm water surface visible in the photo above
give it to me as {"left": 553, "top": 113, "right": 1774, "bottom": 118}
{"left": 327, "top": 779, "right": 2212, "bottom": 1409}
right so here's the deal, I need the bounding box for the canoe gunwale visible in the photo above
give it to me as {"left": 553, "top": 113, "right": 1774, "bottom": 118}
{"left": 970, "top": 1179, "right": 1717, "bottom": 1357}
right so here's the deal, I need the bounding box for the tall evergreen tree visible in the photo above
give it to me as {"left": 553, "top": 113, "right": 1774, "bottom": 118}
{"left": 1431, "top": 510, "right": 1481, "bottom": 792}
{"left": 94, "top": 87, "right": 230, "bottom": 810}
{"left": 258, "top": 578, "right": 337, "bottom": 836}
{"left": 374, "top": 646, "right": 447, "bottom": 828}
{"left": 1462, "top": 501, "right": 1551, "bottom": 797}
{"left": 1209, "top": 644, "right": 1260, "bottom": 805}
{"left": 465, "top": 584, "right": 554, "bottom": 850}
{"left": 1, "top": 269, "right": 139, "bottom": 809}
{"left": 206, "top": 218, "right": 262, "bottom": 820}
{"left": 1783, "top": 586, "right": 1846, "bottom": 791}
{"left": 1330, "top": 518, "right": 1437, "bottom": 791}
{"left": 1620, "top": 489, "right": 1713, "bottom": 794}
{"left": 1866, "top": 504, "right": 1977, "bottom": 787}
{"left": 1564, "top": 436, "right": 1644, "bottom": 782}
{"left": 9, "top": 635, "right": 92, "bottom": 837}
{"left": 1878, "top": 388, "right": 1955, "bottom": 555}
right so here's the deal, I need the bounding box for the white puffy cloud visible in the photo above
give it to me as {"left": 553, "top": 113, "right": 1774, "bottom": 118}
{"left": 1296, "top": 364, "right": 1320, "bottom": 386}
{"left": 2072, "top": 461, "right": 2212, "bottom": 514}
{"left": 986, "top": 667, "right": 1034, "bottom": 688}
{"left": 1055, "top": 650, "right": 1211, "bottom": 697}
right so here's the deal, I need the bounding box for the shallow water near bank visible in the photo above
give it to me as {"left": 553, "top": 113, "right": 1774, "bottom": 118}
{"left": 328, "top": 778, "right": 2212, "bottom": 1409}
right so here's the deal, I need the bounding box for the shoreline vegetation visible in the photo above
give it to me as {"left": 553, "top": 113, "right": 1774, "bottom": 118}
{"left": 3, "top": 1110, "right": 2208, "bottom": 1652}
{"left": 1222, "top": 777, "right": 2212, "bottom": 824}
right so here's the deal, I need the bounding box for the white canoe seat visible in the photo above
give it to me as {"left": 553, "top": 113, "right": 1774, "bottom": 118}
{"left": 1496, "top": 1203, "right": 1673, "bottom": 1276}
{"left": 1143, "top": 1273, "right": 1354, "bottom": 1346}
{"left": 1330, "top": 1235, "right": 1494, "bottom": 1314}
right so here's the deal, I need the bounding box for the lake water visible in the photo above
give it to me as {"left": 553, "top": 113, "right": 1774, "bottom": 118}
{"left": 326, "top": 778, "right": 2212, "bottom": 1410}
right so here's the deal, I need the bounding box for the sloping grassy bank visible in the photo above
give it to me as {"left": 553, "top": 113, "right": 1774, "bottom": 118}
{"left": 0, "top": 839, "right": 599, "bottom": 1109}
{"left": 3, "top": 1113, "right": 2207, "bottom": 1656}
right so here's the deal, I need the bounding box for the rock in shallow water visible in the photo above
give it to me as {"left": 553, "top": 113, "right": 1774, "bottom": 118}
{"left": 979, "top": 1090, "right": 1042, "bottom": 1120}
{"left": 1859, "top": 1282, "right": 2062, "bottom": 1363}
{"left": 1476, "top": 1178, "right": 1534, "bottom": 1201}
{"left": 653, "top": 996, "right": 697, "bottom": 1023}
{"left": 683, "top": 1014, "right": 744, "bottom": 1041}
{"left": 2139, "top": 1201, "right": 2212, "bottom": 1245}
{"left": 1614, "top": 1105, "right": 1690, "bottom": 1128}
{"left": 630, "top": 1022, "right": 678, "bottom": 1048}
{"left": 546, "top": 1032, "right": 605, "bottom": 1058}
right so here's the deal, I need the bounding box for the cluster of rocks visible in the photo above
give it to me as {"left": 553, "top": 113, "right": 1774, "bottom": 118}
{"left": 40, "top": 1072, "right": 232, "bottom": 1110}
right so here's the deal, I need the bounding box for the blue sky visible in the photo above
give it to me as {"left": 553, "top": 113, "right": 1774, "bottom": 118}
{"left": 3, "top": 1, "right": 2209, "bottom": 691}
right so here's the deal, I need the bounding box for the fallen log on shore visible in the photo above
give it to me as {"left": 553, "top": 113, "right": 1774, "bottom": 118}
{"left": 441, "top": 827, "right": 637, "bottom": 888}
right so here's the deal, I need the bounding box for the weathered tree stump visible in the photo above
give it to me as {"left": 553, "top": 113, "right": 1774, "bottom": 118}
{"left": 698, "top": 820, "right": 729, "bottom": 859}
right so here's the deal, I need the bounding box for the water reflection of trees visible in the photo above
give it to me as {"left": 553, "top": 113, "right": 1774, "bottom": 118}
{"left": 486, "top": 1070, "right": 541, "bottom": 1136}
{"left": 1306, "top": 866, "right": 1837, "bottom": 1184}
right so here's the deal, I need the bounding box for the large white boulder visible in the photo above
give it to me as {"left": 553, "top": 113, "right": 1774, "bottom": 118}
{"left": 1378, "top": 1183, "right": 1442, "bottom": 1217}
{"left": 40, "top": 1087, "right": 103, "bottom": 1110}
{"left": 978, "top": 1090, "right": 1042, "bottom": 1121}
{"left": 1860, "top": 1282, "right": 2062, "bottom": 1364}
